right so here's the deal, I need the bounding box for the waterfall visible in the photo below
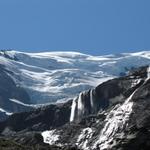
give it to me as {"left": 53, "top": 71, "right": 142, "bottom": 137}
{"left": 70, "top": 91, "right": 86, "bottom": 122}
{"left": 70, "top": 98, "right": 77, "bottom": 122}
{"left": 77, "top": 93, "right": 83, "bottom": 110}
{"left": 146, "top": 65, "right": 150, "bottom": 80}
{"left": 90, "top": 89, "right": 94, "bottom": 110}
{"left": 70, "top": 89, "right": 96, "bottom": 122}
{"left": 77, "top": 92, "right": 84, "bottom": 120}
{"left": 70, "top": 92, "right": 84, "bottom": 122}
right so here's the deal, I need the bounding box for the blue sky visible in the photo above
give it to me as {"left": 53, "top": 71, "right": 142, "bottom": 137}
{"left": 0, "top": 0, "right": 150, "bottom": 55}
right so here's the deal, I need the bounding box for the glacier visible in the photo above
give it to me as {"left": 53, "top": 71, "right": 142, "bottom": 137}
{"left": 1, "top": 50, "right": 150, "bottom": 109}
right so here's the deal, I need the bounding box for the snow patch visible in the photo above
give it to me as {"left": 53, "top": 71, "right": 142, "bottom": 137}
{"left": 0, "top": 108, "right": 12, "bottom": 116}
{"left": 131, "top": 79, "right": 142, "bottom": 88}
{"left": 76, "top": 128, "right": 94, "bottom": 150}
{"left": 9, "top": 98, "right": 36, "bottom": 107}
{"left": 41, "top": 130, "right": 61, "bottom": 146}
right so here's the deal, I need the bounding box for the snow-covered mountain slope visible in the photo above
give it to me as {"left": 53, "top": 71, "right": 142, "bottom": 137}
{"left": 0, "top": 50, "right": 113, "bottom": 104}
{"left": 0, "top": 50, "right": 150, "bottom": 116}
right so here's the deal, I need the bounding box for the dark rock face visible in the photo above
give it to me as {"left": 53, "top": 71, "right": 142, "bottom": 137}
{"left": 0, "top": 112, "right": 8, "bottom": 122}
{"left": 0, "top": 100, "right": 72, "bottom": 149}
{"left": 0, "top": 66, "right": 150, "bottom": 150}
{"left": 0, "top": 100, "right": 71, "bottom": 133}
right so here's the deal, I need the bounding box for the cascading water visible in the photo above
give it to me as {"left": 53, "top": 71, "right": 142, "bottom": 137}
{"left": 77, "top": 93, "right": 84, "bottom": 112}
{"left": 70, "top": 92, "right": 85, "bottom": 122}
{"left": 146, "top": 65, "right": 150, "bottom": 80}
{"left": 70, "top": 98, "right": 77, "bottom": 122}
{"left": 90, "top": 89, "right": 94, "bottom": 110}
{"left": 70, "top": 90, "right": 96, "bottom": 122}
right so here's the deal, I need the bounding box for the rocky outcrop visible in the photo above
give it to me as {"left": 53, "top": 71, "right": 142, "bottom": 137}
{"left": 0, "top": 100, "right": 71, "bottom": 134}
